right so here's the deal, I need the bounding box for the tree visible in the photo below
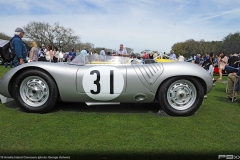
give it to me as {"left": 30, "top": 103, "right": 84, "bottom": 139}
{"left": 141, "top": 49, "right": 151, "bottom": 54}
{"left": 77, "top": 42, "right": 94, "bottom": 51}
{"left": 222, "top": 32, "right": 240, "bottom": 54}
{"left": 23, "top": 21, "right": 80, "bottom": 51}
{"left": 172, "top": 39, "right": 224, "bottom": 58}
{"left": 172, "top": 42, "right": 187, "bottom": 56}
{"left": 125, "top": 47, "right": 134, "bottom": 54}
{"left": 0, "top": 32, "right": 31, "bottom": 48}
{"left": 94, "top": 47, "right": 104, "bottom": 54}
{"left": 0, "top": 32, "right": 11, "bottom": 40}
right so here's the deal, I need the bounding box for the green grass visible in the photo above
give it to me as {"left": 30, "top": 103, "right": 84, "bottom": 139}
{"left": 0, "top": 66, "right": 239, "bottom": 160}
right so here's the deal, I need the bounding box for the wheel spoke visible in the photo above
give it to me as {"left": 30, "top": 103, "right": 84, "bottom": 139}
{"left": 167, "top": 80, "right": 197, "bottom": 111}
{"left": 20, "top": 76, "right": 49, "bottom": 107}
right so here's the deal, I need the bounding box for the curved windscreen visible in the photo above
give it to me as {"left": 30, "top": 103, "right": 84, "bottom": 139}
{"left": 70, "top": 54, "right": 134, "bottom": 65}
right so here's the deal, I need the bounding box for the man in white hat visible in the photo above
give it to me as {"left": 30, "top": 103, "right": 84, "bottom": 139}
{"left": 11, "top": 27, "right": 27, "bottom": 67}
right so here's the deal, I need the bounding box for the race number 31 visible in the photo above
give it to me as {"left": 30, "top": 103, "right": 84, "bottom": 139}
{"left": 82, "top": 66, "right": 124, "bottom": 101}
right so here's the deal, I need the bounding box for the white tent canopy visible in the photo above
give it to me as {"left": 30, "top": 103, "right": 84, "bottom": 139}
{"left": 0, "top": 39, "right": 9, "bottom": 65}
{"left": 0, "top": 39, "right": 9, "bottom": 48}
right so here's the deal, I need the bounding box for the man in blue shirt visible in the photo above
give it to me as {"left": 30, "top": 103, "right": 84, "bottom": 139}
{"left": 11, "top": 27, "right": 27, "bottom": 67}
{"left": 72, "top": 49, "right": 77, "bottom": 60}
{"left": 169, "top": 50, "right": 176, "bottom": 60}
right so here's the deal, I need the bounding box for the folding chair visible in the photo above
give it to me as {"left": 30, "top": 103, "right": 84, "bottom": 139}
{"left": 226, "top": 83, "right": 228, "bottom": 93}
{"left": 232, "top": 75, "right": 240, "bottom": 102}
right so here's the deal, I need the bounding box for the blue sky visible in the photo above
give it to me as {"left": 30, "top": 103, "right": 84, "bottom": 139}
{"left": 0, "top": 0, "right": 240, "bottom": 53}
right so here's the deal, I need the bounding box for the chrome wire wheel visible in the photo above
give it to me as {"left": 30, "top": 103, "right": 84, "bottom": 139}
{"left": 166, "top": 79, "right": 197, "bottom": 111}
{"left": 19, "top": 76, "right": 49, "bottom": 107}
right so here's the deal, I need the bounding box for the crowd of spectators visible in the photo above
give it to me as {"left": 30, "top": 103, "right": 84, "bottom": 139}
{"left": 185, "top": 52, "right": 240, "bottom": 101}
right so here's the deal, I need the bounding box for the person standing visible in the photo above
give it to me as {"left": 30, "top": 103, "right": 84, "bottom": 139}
{"left": 202, "top": 52, "right": 214, "bottom": 77}
{"left": 100, "top": 48, "right": 106, "bottom": 61}
{"left": 4, "top": 61, "right": 13, "bottom": 68}
{"left": 94, "top": 51, "right": 98, "bottom": 61}
{"left": 169, "top": 50, "right": 176, "bottom": 60}
{"left": 178, "top": 53, "right": 185, "bottom": 61}
{"left": 11, "top": 27, "right": 27, "bottom": 67}
{"left": 70, "top": 48, "right": 76, "bottom": 60}
{"left": 153, "top": 52, "right": 158, "bottom": 59}
{"left": 143, "top": 51, "right": 149, "bottom": 59}
{"left": 59, "top": 51, "right": 63, "bottom": 62}
{"left": 38, "top": 44, "right": 46, "bottom": 61}
{"left": 218, "top": 52, "right": 228, "bottom": 81}
{"left": 80, "top": 48, "right": 88, "bottom": 56}
{"left": 66, "top": 50, "right": 72, "bottom": 62}
{"left": 203, "top": 53, "right": 209, "bottom": 61}
{"left": 195, "top": 54, "right": 200, "bottom": 64}
{"left": 29, "top": 41, "right": 39, "bottom": 62}
{"left": 116, "top": 44, "right": 127, "bottom": 56}
{"left": 76, "top": 50, "right": 80, "bottom": 56}
{"left": 45, "top": 45, "right": 53, "bottom": 62}
{"left": 80, "top": 48, "right": 88, "bottom": 63}
{"left": 149, "top": 52, "right": 154, "bottom": 59}
{"left": 213, "top": 54, "right": 219, "bottom": 66}
{"left": 88, "top": 49, "right": 93, "bottom": 63}
{"left": 226, "top": 68, "right": 240, "bottom": 101}
{"left": 53, "top": 47, "right": 59, "bottom": 63}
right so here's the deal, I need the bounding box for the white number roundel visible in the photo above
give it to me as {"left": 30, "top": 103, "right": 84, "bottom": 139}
{"left": 82, "top": 66, "right": 124, "bottom": 101}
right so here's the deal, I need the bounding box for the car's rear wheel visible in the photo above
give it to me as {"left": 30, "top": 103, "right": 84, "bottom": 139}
{"left": 158, "top": 77, "right": 204, "bottom": 116}
{"left": 12, "top": 70, "right": 58, "bottom": 113}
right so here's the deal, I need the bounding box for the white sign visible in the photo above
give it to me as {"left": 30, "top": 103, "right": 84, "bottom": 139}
{"left": 82, "top": 66, "right": 124, "bottom": 101}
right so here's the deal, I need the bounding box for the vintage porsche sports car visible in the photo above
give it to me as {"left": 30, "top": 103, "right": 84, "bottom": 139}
{"left": 0, "top": 55, "right": 213, "bottom": 116}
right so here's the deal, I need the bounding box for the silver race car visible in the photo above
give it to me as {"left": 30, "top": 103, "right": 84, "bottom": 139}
{"left": 0, "top": 55, "right": 213, "bottom": 116}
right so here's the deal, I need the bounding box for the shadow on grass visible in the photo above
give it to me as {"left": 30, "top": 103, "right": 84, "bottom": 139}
{"left": 213, "top": 87, "right": 226, "bottom": 92}
{"left": 52, "top": 101, "right": 160, "bottom": 114}
{"left": 3, "top": 100, "right": 161, "bottom": 114}
{"left": 3, "top": 100, "right": 19, "bottom": 109}
{"left": 213, "top": 95, "right": 240, "bottom": 104}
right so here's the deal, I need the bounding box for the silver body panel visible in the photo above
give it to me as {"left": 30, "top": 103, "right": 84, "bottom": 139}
{"left": 0, "top": 61, "right": 213, "bottom": 103}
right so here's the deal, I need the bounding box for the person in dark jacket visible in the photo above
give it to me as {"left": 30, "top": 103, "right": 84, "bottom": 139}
{"left": 228, "top": 53, "right": 239, "bottom": 68}
{"left": 10, "top": 27, "right": 27, "bottom": 67}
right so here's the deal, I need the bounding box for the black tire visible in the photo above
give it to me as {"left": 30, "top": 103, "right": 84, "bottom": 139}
{"left": 12, "top": 70, "right": 58, "bottom": 113}
{"left": 158, "top": 77, "right": 204, "bottom": 116}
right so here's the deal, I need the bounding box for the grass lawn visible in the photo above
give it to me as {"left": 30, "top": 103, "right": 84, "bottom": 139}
{"left": 0, "top": 66, "right": 239, "bottom": 160}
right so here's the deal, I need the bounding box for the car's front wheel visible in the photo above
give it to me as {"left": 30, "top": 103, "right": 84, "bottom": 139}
{"left": 158, "top": 77, "right": 204, "bottom": 116}
{"left": 12, "top": 70, "right": 58, "bottom": 113}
